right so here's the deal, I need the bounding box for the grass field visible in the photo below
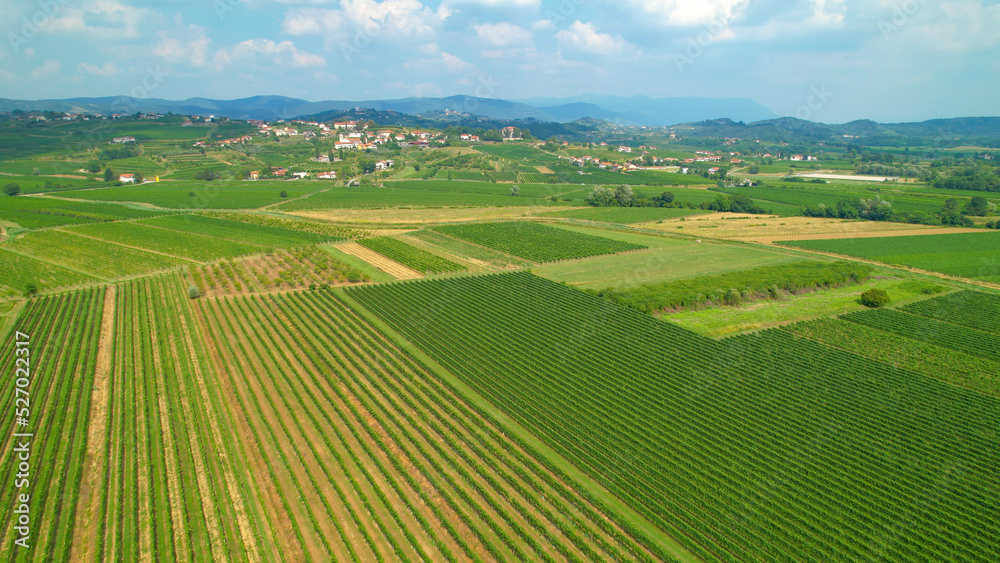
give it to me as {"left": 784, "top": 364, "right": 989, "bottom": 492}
{"left": 779, "top": 231, "right": 1000, "bottom": 282}
{"left": 138, "top": 214, "right": 340, "bottom": 248}
{"left": 0, "top": 195, "right": 167, "bottom": 229}
{"left": 534, "top": 224, "right": 805, "bottom": 290}
{"left": 67, "top": 221, "right": 267, "bottom": 263}
{"left": 0, "top": 248, "right": 99, "bottom": 295}
{"left": 277, "top": 185, "right": 572, "bottom": 210}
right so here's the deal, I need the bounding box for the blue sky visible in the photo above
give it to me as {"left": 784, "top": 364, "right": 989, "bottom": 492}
{"left": 1, "top": 0, "right": 998, "bottom": 123}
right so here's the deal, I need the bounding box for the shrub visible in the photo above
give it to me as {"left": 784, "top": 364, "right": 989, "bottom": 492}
{"left": 279, "top": 190, "right": 288, "bottom": 198}
{"left": 3, "top": 182, "right": 21, "bottom": 196}
{"left": 860, "top": 288, "right": 890, "bottom": 308}
{"left": 187, "top": 285, "right": 201, "bottom": 299}
{"left": 24, "top": 282, "right": 38, "bottom": 298}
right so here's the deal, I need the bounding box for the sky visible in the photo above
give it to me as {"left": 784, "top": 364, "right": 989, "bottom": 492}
{"left": 1, "top": 0, "right": 998, "bottom": 123}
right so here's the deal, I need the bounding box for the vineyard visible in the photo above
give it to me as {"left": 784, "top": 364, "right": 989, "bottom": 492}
{"left": 0, "top": 196, "right": 167, "bottom": 229}
{"left": 0, "top": 288, "right": 104, "bottom": 562}
{"left": 358, "top": 237, "right": 466, "bottom": 274}
{"left": 200, "top": 211, "right": 362, "bottom": 239}
{"left": 406, "top": 230, "right": 533, "bottom": 269}
{"left": 783, "top": 316, "right": 1000, "bottom": 398}
{"left": 194, "top": 288, "right": 665, "bottom": 561}
{"left": 840, "top": 307, "right": 1000, "bottom": 359}
{"left": 347, "top": 272, "right": 1000, "bottom": 562}
{"left": 432, "top": 222, "right": 647, "bottom": 263}
{"left": 900, "top": 290, "right": 1000, "bottom": 333}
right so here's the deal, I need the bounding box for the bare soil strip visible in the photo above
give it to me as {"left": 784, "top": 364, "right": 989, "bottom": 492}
{"left": 69, "top": 285, "right": 117, "bottom": 561}
{"left": 336, "top": 242, "right": 423, "bottom": 280}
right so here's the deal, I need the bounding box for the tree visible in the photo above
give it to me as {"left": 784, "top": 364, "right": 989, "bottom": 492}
{"left": 24, "top": 282, "right": 38, "bottom": 298}
{"left": 614, "top": 185, "right": 636, "bottom": 207}
{"left": 860, "top": 288, "right": 890, "bottom": 308}
{"left": 103, "top": 168, "right": 115, "bottom": 182}
{"left": 86, "top": 161, "right": 101, "bottom": 173}
{"left": 963, "top": 196, "right": 990, "bottom": 216}
{"left": 32, "top": 167, "right": 40, "bottom": 176}
{"left": 510, "top": 185, "right": 519, "bottom": 196}
{"left": 3, "top": 182, "right": 21, "bottom": 196}
{"left": 187, "top": 285, "right": 201, "bottom": 299}
{"left": 134, "top": 171, "right": 144, "bottom": 183}
{"left": 653, "top": 191, "right": 674, "bottom": 206}
{"left": 585, "top": 186, "right": 615, "bottom": 207}
{"left": 279, "top": 190, "right": 288, "bottom": 198}
{"left": 194, "top": 169, "right": 221, "bottom": 181}
{"left": 748, "top": 165, "right": 760, "bottom": 174}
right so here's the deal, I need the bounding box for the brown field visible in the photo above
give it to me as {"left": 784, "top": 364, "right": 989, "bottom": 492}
{"left": 638, "top": 214, "right": 980, "bottom": 243}
{"left": 535, "top": 166, "right": 555, "bottom": 174}
{"left": 292, "top": 206, "right": 568, "bottom": 225}
{"left": 336, "top": 242, "right": 423, "bottom": 280}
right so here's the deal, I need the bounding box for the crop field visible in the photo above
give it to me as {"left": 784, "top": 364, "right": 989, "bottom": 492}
{"left": 195, "top": 288, "right": 663, "bottom": 561}
{"left": 3, "top": 230, "right": 190, "bottom": 279}
{"left": 785, "top": 316, "right": 1000, "bottom": 398}
{"left": 137, "top": 214, "right": 340, "bottom": 248}
{"left": 57, "top": 181, "right": 327, "bottom": 209}
{"left": 717, "top": 184, "right": 955, "bottom": 215}
{"left": 67, "top": 221, "right": 266, "bottom": 263}
{"left": 0, "top": 249, "right": 98, "bottom": 294}
{"left": 407, "top": 229, "right": 533, "bottom": 268}
{"left": 841, "top": 308, "right": 1000, "bottom": 359}
{"left": 779, "top": 231, "right": 1000, "bottom": 281}
{"left": 0, "top": 288, "right": 105, "bottom": 562}
{"left": 358, "top": 237, "right": 466, "bottom": 274}
{"left": 277, "top": 185, "right": 570, "bottom": 210}
{"left": 541, "top": 207, "right": 706, "bottom": 224}
{"left": 0, "top": 196, "right": 166, "bottom": 229}
{"left": 347, "top": 272, "right": 1000, "bottom": 562}
{"left": 433, "top": 222, "right": 646, "bottom": 262}
{"left": 899, "top": 290, "right": 1000, "bottom": 333}
{"left": 383, "top": 179, "right": 576, "bottom": 200}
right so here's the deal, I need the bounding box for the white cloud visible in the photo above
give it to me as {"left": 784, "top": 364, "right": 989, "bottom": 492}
{"left": 216, "top": 39, "right": 326, "bottom": 69}
{"left": 624, "top": 0, "right": 748, "bottom": 27}
{"left": 473, "top": 22, "right": 531, "bottom": 47}
{"left": 532, "top": 19, "right": 555, "bottom": 30}
{"left": 403, "top": 51, "right": 475, "bottom": 73}
{"left": 77, "top": 62, "right": 120, "bottom": 76}
{"left": 46, "top": 1, "right": 151, "bottom": 39}
{"left": 556, "top": 21, "right": 628, "bottom": 55}
{"left": 448, "top": 0, "right": 539, "bottom": 6}
{"left": 283, "top": 0, "right": 450, "bottom": 43}
{"left": 30, "top": 60, "right": 61, "bottom": 79}
{"left": 153, "top": 24, "right": 212, "bottom": 66}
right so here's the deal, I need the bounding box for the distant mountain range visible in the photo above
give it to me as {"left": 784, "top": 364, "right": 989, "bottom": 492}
{"left": 0, "top": 94, "right": 778, "bottom": 127}
{"left": 2, "top": 95, "right": 999, "bottom": 145}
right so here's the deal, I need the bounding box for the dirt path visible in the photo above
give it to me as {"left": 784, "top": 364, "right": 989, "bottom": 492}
{"left": 69, "top": 285, "right": 117, "bottom": 561}
{"left": 336, "top": 242, "right": 423, "bottom": 280}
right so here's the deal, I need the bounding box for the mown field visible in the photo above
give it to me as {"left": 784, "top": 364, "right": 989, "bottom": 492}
{"left": 780, "top": 231, "right": 1000, "bottom": 282}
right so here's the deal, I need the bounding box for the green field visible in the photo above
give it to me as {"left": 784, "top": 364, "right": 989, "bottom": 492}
{"left": 0, "top": 248, "right": 98, "bottom": 294}
{"left": 534, "top": 224, "right": 803, "bottom": 290}
{"left": 3, "top": 229, "right": 190, "bottom": 279}
{"left": 0, "top": 195, "right": 166, "bottom": 229}
{"left": 277, "top": 185, "right": 571, "bottom": 210}
{"left": 779, "top": 231, "right": 1000, "bottom": 281}
{"left": 433, "top": 221, "right": 646, "bottom": 262}
{"left": 138, "top": 214, "right": 340, "bottom": 247}
{"left": 67, "top": 221, "right": 266, "bottom": 262}
{"left": 347, "top": 271, "right": 1000, "bottom": 562}
{"left": 56, "top": 180, "right": 327, "bottom": 209}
